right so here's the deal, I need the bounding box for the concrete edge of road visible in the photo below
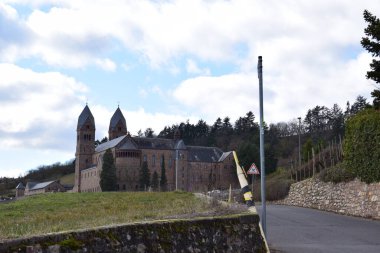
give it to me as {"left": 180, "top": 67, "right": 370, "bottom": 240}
{"left": 270, "top": 202, "right": 380, "bottom": 221}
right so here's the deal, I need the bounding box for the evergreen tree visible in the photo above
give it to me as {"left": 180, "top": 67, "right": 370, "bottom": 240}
{"left": 361, "top": 10, "right": 380, "bottom": 109}
{"left": 100, "top": 149, "right": 117, "bottom": 191}
{"left": 151, "top": 171, "right": 159, "bottom": 191}
{"left": 95, "top": 136, "right": 108, "bottom": 147}
{"left": 160, "top": 155, "right": 167, "bottom": 191}
{"left": 211, "top": 117, "right": 223, "bottom": 134}
{"left": 244, "top": 111, "right": 256, "bottom": 131}
{"left": 138, "top": 161, "right": 150, "bottom": 190}
{"left": 195, "top": 119, "right": 209, "bottom": 137}
{"left": 329, "top": 103, "right": 345, "bottom": 136}
{"left": 350, "top": 95, "right": 370, "bottom": 114}
{"left": 221, "top": 117, "right": 233, "bottom": 135}
{"left": 144, "top": 128, "right": 154, "bottom": 138}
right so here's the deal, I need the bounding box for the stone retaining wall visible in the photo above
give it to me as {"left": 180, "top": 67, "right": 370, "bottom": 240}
{"left": 0, "top": 213, "right": 268, "bottom": 253}
{"left": 278, "top": 178, "right": 380, "bottom": 219}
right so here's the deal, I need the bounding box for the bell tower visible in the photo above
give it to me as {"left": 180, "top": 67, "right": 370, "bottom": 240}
{"left": 109, "top": 107, "right": 127, "bottom": 140}
{"left": 74, "top": 104, "right": 95, "bottom": 192}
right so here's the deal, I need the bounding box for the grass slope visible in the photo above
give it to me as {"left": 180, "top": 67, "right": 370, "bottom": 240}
{"left": 0, "top": 191, "right": 238, "bottom": 240}
{"left": 59, "top": 173, "right": 75, "bottom": 185}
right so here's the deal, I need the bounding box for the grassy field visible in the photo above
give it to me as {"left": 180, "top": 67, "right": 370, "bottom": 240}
{"left": 0, "top": 191, "right": 241, "bottom": 240}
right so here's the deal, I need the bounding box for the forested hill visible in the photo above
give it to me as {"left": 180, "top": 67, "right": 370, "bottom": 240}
{"left": 137, "top": 95, "right": 371, "bottom": 174}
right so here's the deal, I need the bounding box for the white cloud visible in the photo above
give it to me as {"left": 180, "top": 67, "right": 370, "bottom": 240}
{"left": 95, "top": 58, "right": 117, "bottom": 72}
{"left": 125, "top": 108, "right": 198, "bottom": 136}
{"left": 2, "top": 0, "right": 377, "bottom": 69}
{"left": 0, "top": 63, "right": 87, "bottom": 149}
{"left": 84, "top": 105, "right": 199, "bottom": 140}
{"left": 186, "top": 59, "right": 210, "bottom": 76}
{"left": 173, "top": 52, "right": 374, "bottom": 124}
{"left": 173, "top": 73, "right": 259, "bottom": 122}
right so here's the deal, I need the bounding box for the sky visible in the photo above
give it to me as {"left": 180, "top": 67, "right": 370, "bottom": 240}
{"left": 0, "top": 0, "right": 379, "bottom": 177}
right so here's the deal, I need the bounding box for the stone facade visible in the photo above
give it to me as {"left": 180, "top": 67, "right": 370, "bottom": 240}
{"left": 0, "top": 212, "right": 268, "bottom": 253}
{"left": 76, "top": 105, "right": 239, "bottom": 193}
{"left": 278, "top": 178, "right": 380, "bottom": 219}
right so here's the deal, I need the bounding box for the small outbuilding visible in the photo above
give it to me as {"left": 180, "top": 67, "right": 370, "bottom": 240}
{"left": 24, "top": 181, "right": 66, "bottom": 196}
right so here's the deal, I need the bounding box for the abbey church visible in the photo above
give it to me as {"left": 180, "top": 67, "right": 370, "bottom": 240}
{"left": 74, "top": 105, "right": 239, "bottom": 192}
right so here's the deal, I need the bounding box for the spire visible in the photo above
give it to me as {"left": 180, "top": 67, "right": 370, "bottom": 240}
{"left": 109, "top": 107, "right": 126, "bottom": 131}
{"left": 77, "top": 105, "right": 95, "bottom": 130}
{"left": 109, "top": 107, "right": 127, "bottom": 140}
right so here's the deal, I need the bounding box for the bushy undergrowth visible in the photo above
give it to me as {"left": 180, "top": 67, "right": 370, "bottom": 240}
{"left": 319, "top": 163, "right": 355, "bottom": 183}
{"left": 344, "top": 109, "right": 380, "bottom": 183}
{"left": 252, "top": 168, "right": 293, "bottom": 201}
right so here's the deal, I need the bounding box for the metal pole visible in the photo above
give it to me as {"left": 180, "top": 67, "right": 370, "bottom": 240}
{"left": 298, "top": 117, "right": 301, "bottom": 169}
{"left": 258, "top": 56, "right": 266, "bottom": 236}
{"left": 251, "top": 174, "right": 254, "bottom": 194}
{"left": 175, "top": 150, "right": 178, "bottom": 190}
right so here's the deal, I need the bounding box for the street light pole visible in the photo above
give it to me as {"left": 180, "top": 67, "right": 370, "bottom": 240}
{"left": 258, "top": 56, "right": 266, "bottom": 236}
{"left": 175, "top": 149, "right": 178, "bottom": 191}
{"left": 298, "top": 117, "right": 302, "bottom": 169}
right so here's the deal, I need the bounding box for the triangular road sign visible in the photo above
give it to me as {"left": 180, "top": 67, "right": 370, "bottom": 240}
{"left": 247, "top": 162, "right": 260, "bottom": 175}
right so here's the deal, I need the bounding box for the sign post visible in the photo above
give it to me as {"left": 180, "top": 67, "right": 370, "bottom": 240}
{"left": 247, "top": 163, "right": 260, "bottom": 194}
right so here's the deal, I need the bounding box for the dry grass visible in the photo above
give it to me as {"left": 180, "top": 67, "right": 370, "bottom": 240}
{"left": 0, "top": 191, "right": 238, "bottom": 240}
{"left": 59, "top": 173, "right": 75, "bottom": 185}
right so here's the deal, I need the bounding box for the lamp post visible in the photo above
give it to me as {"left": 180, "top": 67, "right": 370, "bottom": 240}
{"left": 175, "top": 149, "right": 178, "bottom": 191}
{"left": 258, "top": 56, "right": 266, "bottom": 236}
{"left": 298, "top": 117, "right": 302, "bottom": 169}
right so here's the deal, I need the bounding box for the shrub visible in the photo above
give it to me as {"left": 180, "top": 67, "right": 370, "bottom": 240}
{"left": 344, "top": 109, "right": 380, "bottom": 183}
{"left": 319, "top": 164, "right": 355, "bottom": 183}
{"left": 252, "top": 168, "right": 293, "bottom": 201}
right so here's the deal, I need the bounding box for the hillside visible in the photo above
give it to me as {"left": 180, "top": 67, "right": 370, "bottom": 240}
{"left": 0, "top": 191, "right": 245, "bottom": 240}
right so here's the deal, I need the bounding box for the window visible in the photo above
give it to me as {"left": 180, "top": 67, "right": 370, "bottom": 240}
{"left": 152, "top": 155, "right": 156, "bottom": 166}
{"left": 143, "top": 155, "right": 147, "bottom": 162}
{"left": 169, "top": 156, "right": 172, "bottom": 167}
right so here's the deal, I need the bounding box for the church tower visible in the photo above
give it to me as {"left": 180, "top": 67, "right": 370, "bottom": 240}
{"left": 74, "top": 105, "right": 95, "bottom": 192}
{"left": 109, "top": 107, "right": 127, "bottom": 140}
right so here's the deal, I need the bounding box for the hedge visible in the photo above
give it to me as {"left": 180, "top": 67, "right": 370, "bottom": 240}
{"left": 343, "top": 109, "right": 380, "bottom": 183}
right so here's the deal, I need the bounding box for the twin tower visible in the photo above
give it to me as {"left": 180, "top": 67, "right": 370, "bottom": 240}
{"left": 74, "top": 105, "right": 128, "bottom": 192}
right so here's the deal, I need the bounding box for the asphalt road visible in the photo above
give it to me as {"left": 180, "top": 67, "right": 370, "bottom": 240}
{"left": 256, "top": 205, "right": 380, "bottom": 253}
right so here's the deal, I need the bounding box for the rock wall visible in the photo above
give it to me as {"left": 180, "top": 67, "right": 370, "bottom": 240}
{"left": 0, "top": 213, "right": 268, "bottom": 253}
{"left": 278, "top": 178, "right": 380, "bottom": 219}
